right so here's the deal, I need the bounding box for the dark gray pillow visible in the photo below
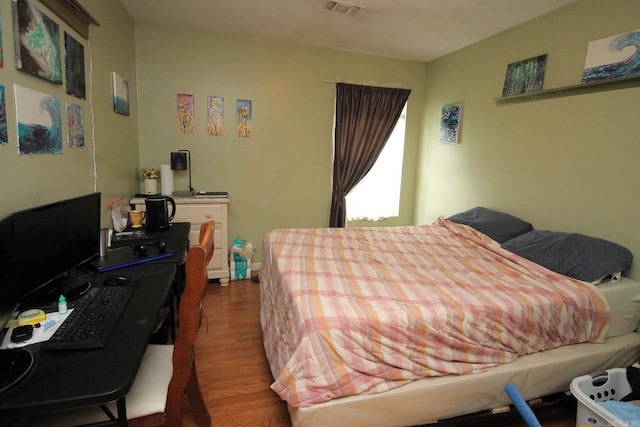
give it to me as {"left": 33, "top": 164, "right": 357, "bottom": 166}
{"left": 447, "top": 207, "right": 533, "bottom": 243}
{"left": 502, "top": 230, "right": 633, "bottom": 282}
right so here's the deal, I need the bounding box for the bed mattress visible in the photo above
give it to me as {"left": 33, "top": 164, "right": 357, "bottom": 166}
{"left": 261, "top": 221, "right": 640, "bottom": 426}
{"left": 286, "top": 276, "right": 640, "bottom": 427}
{"left": 289, "top": 333, "right": 640, "bottom": 427}
{"left": 598, "top": 277, "right": 640, "bottom": 337}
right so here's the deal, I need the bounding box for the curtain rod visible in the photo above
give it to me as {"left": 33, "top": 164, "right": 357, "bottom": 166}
{"left": 322, "top": 79, "right": 408, "bottom": 89}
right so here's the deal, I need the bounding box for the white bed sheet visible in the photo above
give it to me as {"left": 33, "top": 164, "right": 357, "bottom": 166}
{"left": 599, "top": 277, "right": 640, "bottom": 337}
{"left": 287, "top": 277, "right": 640, "bottom": 427}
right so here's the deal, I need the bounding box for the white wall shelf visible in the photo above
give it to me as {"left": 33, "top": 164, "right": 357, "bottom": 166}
{"left": 495, "top": 75, "right": 640, "bottom": 105}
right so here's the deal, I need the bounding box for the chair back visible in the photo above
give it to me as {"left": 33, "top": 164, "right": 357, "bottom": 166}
{"left": 166, "top": 220, "right": 214, "bottom": 426}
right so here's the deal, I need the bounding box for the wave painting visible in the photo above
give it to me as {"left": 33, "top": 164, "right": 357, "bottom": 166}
{"left": 14, "top": 84, "right": 62, "bottom": 155}
{"left": 13, "top": 0, "right": 62, "bottom": 84}
{"left": 582, "top": 30, "right": 640, "bottom": 84}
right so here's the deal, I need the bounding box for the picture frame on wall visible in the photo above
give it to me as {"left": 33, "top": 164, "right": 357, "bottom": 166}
{"left": 582, "top": 29, "right": 640, "bottom": 84}
{"left": 12, "top": 0, "right": 62, "bottom": 84}
{"left": 440, "top": 103, "right": 462, "bottom": 145}
{"left": 65, "top": 32, "right": 86, "bottom": 99}
{"left": 502, "top": 54, "right": 547, "bottom": 97}
{"left": 112, "top": 72, "right": 130, "bottom": 116}
{"left": 14, "top": 84, "right": 62, "bottom": 155}
{"left": 177, "top": 93, "right": 195, "bottom": 134}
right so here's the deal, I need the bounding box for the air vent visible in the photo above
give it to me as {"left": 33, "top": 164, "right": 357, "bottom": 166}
{"left": 324, "top": 0, "right": 363, "bottom": 16}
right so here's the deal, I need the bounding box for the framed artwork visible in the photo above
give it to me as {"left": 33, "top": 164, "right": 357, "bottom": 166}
{"left": 236, "top": 99, "right": 252, "bottom": 138}
{"left": 13, "top": 0, "right": 62, "bottom": 84}
{"left": 0, "top": 8, "right": 4, "bottom": 68}
{"left": 14, "top": 84, "right": 62, "bottom": 155}
{"left": 0, "top": 86, "right": 6, "bottom": 144}
{"left": 502, "top": 54, "right": 547, "bottom": 97}
{"left": 582, "top": 29, "right": 640, "bottom": 84}
{"left": 112, "top": 72, "right": 129, "bottom": 116}
{"left": 177, "top": 93, "right": 194, "bottom": 134}
{"left": 207, "top": 96, "right": 224, "bottom": 136}
{"left": 65, "top": 32, "right": 85, "bottom": 99}
{"left": 440, "top": 103, "right": 462, "bottom": 145}
{"left": 66, "top": 102, "right": 84, "bottom": 148}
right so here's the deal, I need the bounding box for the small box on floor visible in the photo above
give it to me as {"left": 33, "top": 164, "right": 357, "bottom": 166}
{"left": 230, "top": 253, "right": 251, "bottom": 281}
{"left": 229, "top": 236, "right": 253, "bottom": 281}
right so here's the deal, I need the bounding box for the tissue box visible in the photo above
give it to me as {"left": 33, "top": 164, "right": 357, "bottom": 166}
{"left": 230, "top": 252, "right": 251, "bottom": 281}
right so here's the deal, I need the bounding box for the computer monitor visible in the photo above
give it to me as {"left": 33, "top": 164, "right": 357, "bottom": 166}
{"left": 0, "top": 216, "right": 19, "bottom": 332}
{"left": 7, "top": 193, "right": 101, "bottom": 303}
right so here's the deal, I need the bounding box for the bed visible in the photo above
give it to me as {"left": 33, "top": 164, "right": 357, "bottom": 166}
{"left": 260, "top": 208, "right": 640, "bottom": 427}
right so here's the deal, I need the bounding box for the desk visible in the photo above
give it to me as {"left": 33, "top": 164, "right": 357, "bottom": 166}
{"left": 0, "top": 223, "right": 190, "bottom": 425}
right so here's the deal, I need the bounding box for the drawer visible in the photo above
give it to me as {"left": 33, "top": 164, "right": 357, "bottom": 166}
{"left": 173, "top": 204, "right": 227, "bottom": 225}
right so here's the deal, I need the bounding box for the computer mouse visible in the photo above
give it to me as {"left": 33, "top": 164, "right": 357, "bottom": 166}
{"left": 104, "top": 275, "right": 130, "bottom": 286}
{"left": 133, "top": 244, "right": 148, "bottom": 255}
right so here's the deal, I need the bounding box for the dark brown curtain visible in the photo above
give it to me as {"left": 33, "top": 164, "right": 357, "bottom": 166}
{"left": 329, "top": 83, "right": 411, "bottom": 227}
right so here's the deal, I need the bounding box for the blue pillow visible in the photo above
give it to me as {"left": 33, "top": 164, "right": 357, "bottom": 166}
{"left": 502, "top": 230, "right": 633, "bottom": 282}
{"left": 447, "top": 207, "right": 533, "bottom": 243}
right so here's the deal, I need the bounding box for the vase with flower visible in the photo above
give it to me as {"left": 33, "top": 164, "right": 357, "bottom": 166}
{"left": 141, "top": 168, "right": 159, "bottom": 194}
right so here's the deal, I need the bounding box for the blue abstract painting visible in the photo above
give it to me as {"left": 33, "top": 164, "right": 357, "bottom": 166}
{"left": 65, "top": 32, "right": 85, "bottom": 99}
{"left": 112, "top": 72, "right": 129, "bottom": 116}
{"left": 13, "top": 0, "right": 62, "bottom": 84}
{"left": 440, "top": 103, "right": 462, "bottom": 145}
{"left": 14, "top": 84, "right": 62, "bottom": 155}
{"left": 502, "top": 54, "right": 547, "bottom": 97}
{"left": 0, "top": 86, "right": 7, "bottom": 145}
{"left": 582, "top": 29, "right": 640, "bottom": 84}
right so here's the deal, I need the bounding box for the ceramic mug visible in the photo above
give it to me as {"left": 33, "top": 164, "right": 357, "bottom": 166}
{"left": 129, "top": 210, "right": 145, "bottom": 228}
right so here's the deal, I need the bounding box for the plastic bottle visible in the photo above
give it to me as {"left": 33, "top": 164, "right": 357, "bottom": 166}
{"left": 58, "top": 295, "right": 68, "bottom": 314}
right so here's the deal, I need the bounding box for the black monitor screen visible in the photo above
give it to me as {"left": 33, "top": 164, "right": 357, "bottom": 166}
{"left": 10, "top": 193, "right": 101, "bottom": 301}
{"left": 0, "top": 217, "right": 19, "bottom": 331}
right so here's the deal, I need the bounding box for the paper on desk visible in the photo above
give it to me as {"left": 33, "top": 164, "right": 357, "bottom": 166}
{"left": 0, "top": 310, "right": 73, "bottom": 349}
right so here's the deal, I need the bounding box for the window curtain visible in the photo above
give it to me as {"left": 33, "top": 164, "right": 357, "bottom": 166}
{"left": 330, "top": 83, "right": 411, "bottom": 227}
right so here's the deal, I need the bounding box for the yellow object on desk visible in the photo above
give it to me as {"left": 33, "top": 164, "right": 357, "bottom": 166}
{"left": 17, "top": 309, "right": 46, "bottom": 326}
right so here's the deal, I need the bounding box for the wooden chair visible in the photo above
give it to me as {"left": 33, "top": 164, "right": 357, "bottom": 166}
{"left": 26, "top": 221, "right": 215, "bottom": 427}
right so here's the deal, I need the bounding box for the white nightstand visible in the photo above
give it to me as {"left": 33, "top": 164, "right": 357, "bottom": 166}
{"left": 130, "top": 196, "right": 230, "bottom": 284}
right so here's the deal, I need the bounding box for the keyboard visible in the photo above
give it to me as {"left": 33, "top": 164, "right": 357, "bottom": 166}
{"left": 42, "top": 286, "right": 133, "bottom": 351}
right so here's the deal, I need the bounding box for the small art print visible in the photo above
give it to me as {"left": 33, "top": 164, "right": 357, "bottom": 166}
{"left": 13, "top": 0, "right": 62, "bottom": 84}
{"left": 66, "top": 102, "right": 84, "bottom": 148}
{"left": 440, "top": 103, "right": 462, "bottom": 145}
{"left": 65, "top": 33, "right": 85, "bottom": 99}
{"left": 0, "top": 86, "right": 6, "bottom": 144}
{"left": 112, "top": 72, "right": 129, "bottom": 116}
{"left": 14, "top": 84, "right": 62, "bottom": 155}
{"left": 502, "top": 54, "right": 547, "bottom": 97}
{"left": 236, "top": 99, "right": 252, "bottom": 138}
{"left": 177, "top": 93, "right": 195, "bottom": 134}
{"left": 582, "top": 29, "right": 640, "bottom": 84}
{"left": 207, "top": 96, "right": 224, "bottom": 136}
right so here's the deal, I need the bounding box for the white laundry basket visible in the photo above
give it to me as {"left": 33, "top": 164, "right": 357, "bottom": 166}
{"left": 570, "top": 368, "right": 633, "bottom": 427}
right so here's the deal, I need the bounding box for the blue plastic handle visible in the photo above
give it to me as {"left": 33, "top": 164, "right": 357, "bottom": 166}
{"left": 505, "top": 382, "right": 542, "bottom": 427}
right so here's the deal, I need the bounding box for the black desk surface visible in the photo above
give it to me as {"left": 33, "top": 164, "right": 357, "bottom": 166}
{"left": 110, "top": 221, "right": 191, "bottom": 266}
{"left": 0, "top": 222, "right": 190, "bottom": 417}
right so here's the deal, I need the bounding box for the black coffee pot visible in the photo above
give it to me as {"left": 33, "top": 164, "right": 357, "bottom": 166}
{"left": 145, "top": 196, "right": 176, "bottom": 231}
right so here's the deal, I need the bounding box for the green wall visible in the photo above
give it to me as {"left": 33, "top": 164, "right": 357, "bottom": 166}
{"left": 0, "top": 0, "right": 138, "bottom": 227}
{"left": 133, "top": 24, "right": 426, "bottom": 263}
{"left": 416, "top": 0, "right": 640, "bottom": 279}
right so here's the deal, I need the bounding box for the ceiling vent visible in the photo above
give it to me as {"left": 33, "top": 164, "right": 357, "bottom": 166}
{"left": 324, "top": 1, "right": 364, "bottom": 16}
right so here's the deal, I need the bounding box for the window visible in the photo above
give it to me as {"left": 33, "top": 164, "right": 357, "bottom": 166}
{"left": 346, "top": 103, "right": 407, "bottom": 222}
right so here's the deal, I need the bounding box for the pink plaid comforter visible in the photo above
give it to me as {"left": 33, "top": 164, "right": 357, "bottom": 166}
{"left": 260, "top": 218, "right": 610, "bottom": 407}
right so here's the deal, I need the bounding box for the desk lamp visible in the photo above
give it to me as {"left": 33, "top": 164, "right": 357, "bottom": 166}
{"left": 170, "top": 149, "right": 194, "bottom": 196}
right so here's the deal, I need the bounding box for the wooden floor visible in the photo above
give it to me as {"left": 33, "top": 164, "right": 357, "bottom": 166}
{"left": 182, "top": 279, "right": 578, "bottom": 427}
